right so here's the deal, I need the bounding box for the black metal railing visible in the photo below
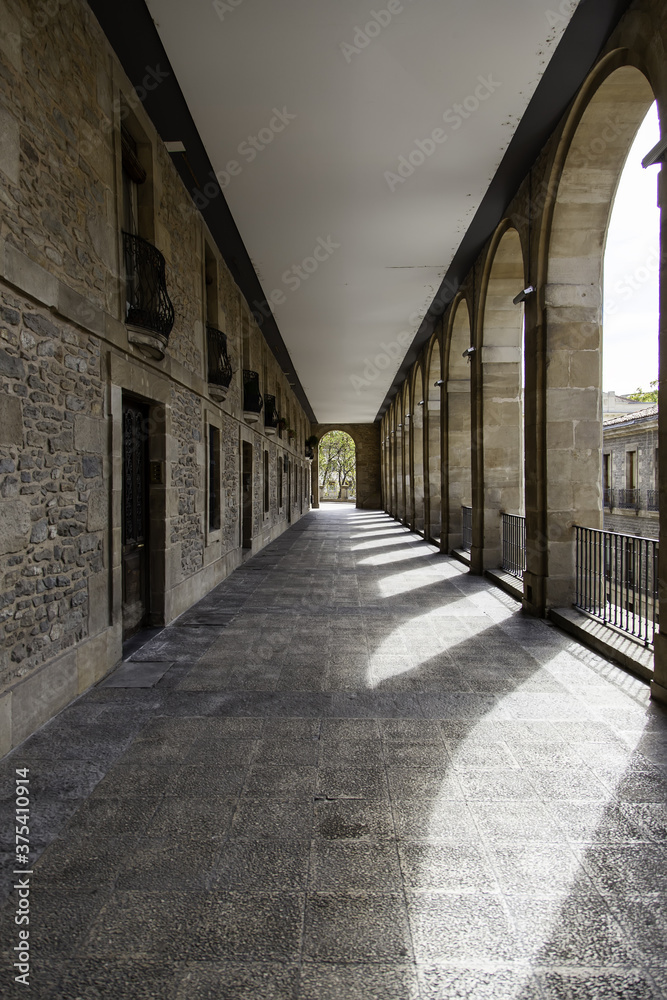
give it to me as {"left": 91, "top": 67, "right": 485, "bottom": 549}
{"left": 575, "top": 525, "right": 658, "bottom": 647}
{"left": 123, "top": 231, "right": 174, "bottom": 338}
{"left": 206, "top": 326, "right": 233, "bottom": 389}
{"left": 264, "top": 394, "right": 279, "bottom": 430}
{"left": 501, "top": 512, "right": 526, "bottom": 579}
{"left": 243, "top": 370, "right": 263, "bottom": 414}
{"left": 615, "top": 488, "right": 640, "bottom": 510}
{"left": 461, "top": 505, "right": 472, "bottom": 551}
{"left": 647, "top": 489, "right": 660, "bottom": 512}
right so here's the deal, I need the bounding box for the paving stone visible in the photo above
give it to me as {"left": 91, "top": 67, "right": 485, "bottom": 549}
{"left": 1, "top": 506, "right": 665, "bottom": 990}
{"left": 174, "top": 962, "right": 299, "bottom": 1000}
{"left": 299, "top": 962, "right": 419, "bottom": 999}
{"left": 213, "top": 840, "right": 308, "bottom": 891}
{"left": 231, "top": 798, "right": 314, "bottom": 841}
{"left": 310, "top": 842, "right": 402, "bottom": 892}
{"left": 303, "top": 893, "right": 411, "bottom": 962}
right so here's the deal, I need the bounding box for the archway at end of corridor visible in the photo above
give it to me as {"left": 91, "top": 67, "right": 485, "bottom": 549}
{"left": 317, "top": 430, "right": 357, "bottom": 503}
{"left": 310, "top": 422, "right": 382, "bottom": 510}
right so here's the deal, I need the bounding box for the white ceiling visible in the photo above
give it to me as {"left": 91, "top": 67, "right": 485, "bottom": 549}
{"left": 147, "top": 0, "right": 578, "bottom": 422}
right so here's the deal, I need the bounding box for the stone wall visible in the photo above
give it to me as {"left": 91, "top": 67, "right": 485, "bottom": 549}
{"left": 0, "top": 0, "right": 312, "bottom": 754}
{"left": 0, "top": 287, "right": 107, "bottom": 695}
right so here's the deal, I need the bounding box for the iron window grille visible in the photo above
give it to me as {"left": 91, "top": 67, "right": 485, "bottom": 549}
{"left": 206, "top": 326, "right": 233, "bottom": 389}
{"left": 264, "top": 394, "right": 279, "bottom": 430}
{"left": 243, "top": 370, "right": 264, "bottom": 414}
{"left": 123, "top": 231, "right": 175, "bottom": 339}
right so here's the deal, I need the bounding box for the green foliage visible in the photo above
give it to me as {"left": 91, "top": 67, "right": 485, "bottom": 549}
{"left": 318, "top": 431, "right": 356, "bottom": 498}
{"left": 627, "top": 380, "right": 659, "bottom": 403}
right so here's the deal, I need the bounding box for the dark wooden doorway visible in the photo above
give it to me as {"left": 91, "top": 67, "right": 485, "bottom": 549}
{"left": 287, "top": 460, "right": 292, "bottom": 523}
{"left": 242, "top": 441, "right": 253, "bottom": 548}
{"left": 122, "top": 397, "right": 150, "bottom": 638}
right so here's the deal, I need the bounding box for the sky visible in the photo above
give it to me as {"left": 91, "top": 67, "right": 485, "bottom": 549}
{"left": 602, "top": 103, "right": 660, "bottom": 396}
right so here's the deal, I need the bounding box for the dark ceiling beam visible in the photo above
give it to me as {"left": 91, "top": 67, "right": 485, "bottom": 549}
{"left": 87, "top": 0, "right": 317, "bottom": 423}
{"left": 374, "top": 0, "right": 634, "bottom": 421}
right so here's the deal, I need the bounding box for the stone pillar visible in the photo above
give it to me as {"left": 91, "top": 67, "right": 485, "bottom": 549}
{"left": 311, "top": 446, "right": 319, "bottom": 508}
{"left": 446, "top": 379, "right": 471, "bottom": 551}
{"left": 412, "top": 403, "right": 425, "bottom": 533}
{"left": 426, "top": 389, "right": 441, "bottom": 542}
{"left": 651, "top": 166, "right": 667, "bottom": 703}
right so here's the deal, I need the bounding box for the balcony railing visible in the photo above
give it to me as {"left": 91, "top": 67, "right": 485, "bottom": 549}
{"left": 243, "top": 370, "right": 263, "bottom": 415}
{"left": 604, "top": 488, "right": 659, "bottom": 512}
{"left": 461, "top": 505, "right": 472, "bottom": 551}
{"left": 264, "top": 394, "right": 279, "bottom": 433}
{"left": 647, "top": 489, "right": 660, "bottom": 512}
{"left": 123, "top": 231, "right": 174, "bottom": 339}
{"left": 501, "top": 512, "right": 526, "bottom": 579}
{"left": 206, "top": 326, "right": 233, "bottom": 397}
{"left": 615, "top": 488, "right": 640, "bottom": 510}
{"left": 575, "top": 525, "right": 658, "bottom": 647}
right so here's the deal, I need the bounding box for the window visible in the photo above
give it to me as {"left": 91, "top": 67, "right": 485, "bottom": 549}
{"left": 264, "top": 450, "right": 269, "bottom": 513}
{"left": 208, "top": 425, "right": 221, "bottom": 532}
{"left": 626, "top": 450, "right": 637, "bottom": 489}
{"left": 277, "top": 454, "right": 283, "bottom": 508}
{"left": 602, "top": 453, "right": 610, "bottom": 491}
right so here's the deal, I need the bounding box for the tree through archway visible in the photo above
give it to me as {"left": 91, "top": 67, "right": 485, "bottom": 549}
{"left": 319, "top": 430, "right": 356, "bottom": 500}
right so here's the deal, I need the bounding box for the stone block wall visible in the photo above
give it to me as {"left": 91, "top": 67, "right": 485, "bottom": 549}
{"left": 0, "top": 0, "right": 312, "bottom": 754}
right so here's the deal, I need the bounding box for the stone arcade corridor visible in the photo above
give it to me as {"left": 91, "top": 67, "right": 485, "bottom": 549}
{"left": 1, "top": 505, "right": 667, "bottom": 998}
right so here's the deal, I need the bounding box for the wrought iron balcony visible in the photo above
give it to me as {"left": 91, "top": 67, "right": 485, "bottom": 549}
{"left": 647, "top": 489, "right": 659, "bottom": 512}
{"left": 123, "top": 232, "right": 174, "bottom": 358}
{"left": 243, "top": 370, "right": 263, "bottom": 424}
{"left": 615, "top": 488, "right": 640, "bottom": 510}
{"left": 206, "top": 325, "right": 233, "bottom": 402}
{"left": 264, "top": 394, "right": 279, "bottom": 434}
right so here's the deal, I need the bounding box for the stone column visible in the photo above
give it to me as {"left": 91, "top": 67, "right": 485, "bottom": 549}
{"left": 446, "top": 379, "right": 471, "bottom": 551}
{"left": 651, "top": 166, "right": 667, "bottom": 703}
{"left": 311, "top": 446, "right": 319, "bottom": 508}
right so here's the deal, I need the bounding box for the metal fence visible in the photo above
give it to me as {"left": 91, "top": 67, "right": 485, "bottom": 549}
{"left": 501, "top": 512, "right": 526, "bottom": 579}
{"left": 461, "top": 506, "right": 472, "bottom": 551}
{"left": 575, "top": 525, "right": 659, "bottom": 647}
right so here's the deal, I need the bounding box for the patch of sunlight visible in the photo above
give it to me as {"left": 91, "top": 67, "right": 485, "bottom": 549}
{"left": 350, "top": 528, "right": 410, "bottom": 539}
{"left": 351, "top": 536, "right": 420, "bottom": 552}
{"left": 378, "top": 563, "right": 464, "bottom": 598}
{"left": 419, "top": 667, "right": 651, "bottom": 996}
{"left": 358, "top": 546, "right": 439, "bottom": 566}
{"left": 367, "top": 602, "right": 491, "bottom": 685}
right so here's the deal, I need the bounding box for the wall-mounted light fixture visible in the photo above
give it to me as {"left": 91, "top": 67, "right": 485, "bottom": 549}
{"left": 417, "top": 400, "right": 424, "bottom": 406}
{"left": 397, "top": 422, "right": 403, "bottom": 429}
{"left": 462, "top": 347, "right": 476, "bottom": 359}
{"left": 512, "top": 285, "right": 535, "bottom": 305}
{"left": 405, "top": 412, "right": 411, "bottom": 419}
{"left": 642, "top": 135, "right": 667, "bottom": 167}
{"left": 434, "top": 379, "right": 444, "bottom": 387}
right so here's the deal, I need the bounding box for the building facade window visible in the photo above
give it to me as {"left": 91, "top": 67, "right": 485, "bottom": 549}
{"left": 208, "top": 425, "right": 221, "bottom": 532}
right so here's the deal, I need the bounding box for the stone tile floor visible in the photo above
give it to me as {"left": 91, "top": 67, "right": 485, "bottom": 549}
{"left": 1, "top": 504, "right": 667, "bottom": 998}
